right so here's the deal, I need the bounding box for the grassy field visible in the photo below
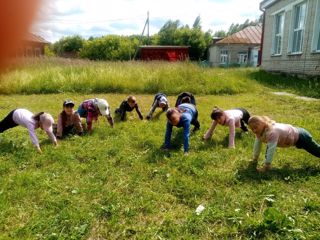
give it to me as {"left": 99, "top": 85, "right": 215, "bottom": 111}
{"left": 0, "top": 90, "right": 319, "bottom": 239}
{"left": 0, "top": 59, "right": 320, "bottom": 239}
{"left": 1, "top": 58, "right": 319, "bottom": 98}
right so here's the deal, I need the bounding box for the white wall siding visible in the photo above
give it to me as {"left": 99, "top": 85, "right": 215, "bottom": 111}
{"left": 261, "top": 0, "right": 320, "bottom": 76}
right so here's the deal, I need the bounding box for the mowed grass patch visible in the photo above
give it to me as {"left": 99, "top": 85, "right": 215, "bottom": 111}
{"left": 0, "top": 93, "right": 319, "bottom": 239}
{"left": 0, "top": 58, "right": 262, "bottom": 95}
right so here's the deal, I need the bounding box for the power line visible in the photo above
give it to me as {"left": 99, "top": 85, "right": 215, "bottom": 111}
{"left": 38, "top": 15, "right": 146, "bottom": 24}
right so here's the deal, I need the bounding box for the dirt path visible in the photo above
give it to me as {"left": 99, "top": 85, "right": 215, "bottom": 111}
{"left": 272, "top": 92, "right": 319, "bottom": 101}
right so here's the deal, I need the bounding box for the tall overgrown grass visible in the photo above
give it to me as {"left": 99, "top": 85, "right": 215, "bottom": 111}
{"left": 0, "top": 58, "right": 261, "bottom": 95}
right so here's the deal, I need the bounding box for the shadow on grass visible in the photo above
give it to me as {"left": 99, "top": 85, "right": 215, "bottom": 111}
{"left": 204, "top": 132, "right": 246, "bottom": 149}
{"left": 249, "top": 70, "right": 320, "bottom": 98}
{"left": 0, "top": 138, "right": 20, "bottom": 154}
{"left": 149, "top": 110, "right": 165, "bottom": 121}
{"left": 113, "top": 113, "right": 126, "bottom": 123}
{"left": 145, "top": 131, "right": 184, "bottom": 163}
{"left": 145, "top": 148, "right": 171, "bottom": 164}
{"left": 236, "top": 160, "right": 320, "bottom": 182}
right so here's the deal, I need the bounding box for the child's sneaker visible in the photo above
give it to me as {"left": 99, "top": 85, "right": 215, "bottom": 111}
{"left": 257, "top": 164, "right": 271, "bottom": 173}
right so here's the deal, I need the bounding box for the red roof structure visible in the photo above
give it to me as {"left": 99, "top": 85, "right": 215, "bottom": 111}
{"left": 15, "top": 33, "right": 50, "bottom": 57}
{"left": 23, "top": 33, "right": 50, "bottom": 44}
{"left": 216, "top": 25, "right": 262, "bottom": 45}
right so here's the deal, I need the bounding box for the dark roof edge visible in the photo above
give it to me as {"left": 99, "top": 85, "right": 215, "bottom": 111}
{"left": 260, "top": 0, "right": 279, "bottom": 10}
{"left": 139, "top": 45, "right": 190, "bottom": 49}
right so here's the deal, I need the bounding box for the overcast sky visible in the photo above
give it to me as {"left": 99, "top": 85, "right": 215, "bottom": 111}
{"left": 32, "top": 0, "right": 262, "bottom": 42}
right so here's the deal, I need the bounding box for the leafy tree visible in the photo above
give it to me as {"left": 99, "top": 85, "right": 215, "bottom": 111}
{"left": 52, "top": 35, "right": 84, "bottom": 56}
{"left": 158, "top": 20, "right": 181, "bottom": 45}
{"left": 227, "top": 18, "right": 261, "bottom": 35}
{"left": 44, "top": 45, "right": 55, "bottom": 57}
{"left": 213, "top": 30, "right": 227, "bottom": 38}
{"left": 192, "top": 15, "right": 201, "bottom": 29}
{"left": 156, "top": 17, "right": 212, "bottom": 60}
{"left": 80, "top": 35, "right": 136, "bottom": 60}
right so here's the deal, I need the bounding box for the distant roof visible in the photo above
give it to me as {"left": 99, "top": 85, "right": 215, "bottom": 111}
{"left": 216, "top": 25, "right": 262, "bottom": 45}
{"left": 24, "top": 33, "right": 50, "bottom": 44}
{"left": 140, "top": 45, "right": 189, "bottom": 49}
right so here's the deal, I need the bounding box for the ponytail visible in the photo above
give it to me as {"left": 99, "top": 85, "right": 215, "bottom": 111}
{"left": 32, "top": 112, "right": 44, "bottom": 121}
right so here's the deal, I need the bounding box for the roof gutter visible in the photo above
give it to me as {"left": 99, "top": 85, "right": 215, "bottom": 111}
{"left": 258, "top": 2, "right": 267, "bottom": 66}
{"left": 259, "top": 0, "right": 280, "bottom": 66}
{"left": 260, "top": 0, "right": 278, "bottom": 9}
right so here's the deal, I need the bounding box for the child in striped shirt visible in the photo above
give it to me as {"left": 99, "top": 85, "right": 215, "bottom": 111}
{"left": 77, "top": 98, "right": 114, "bottom": 133}
{"left": 248, "top": 116, "right": 320, "bottom": 172}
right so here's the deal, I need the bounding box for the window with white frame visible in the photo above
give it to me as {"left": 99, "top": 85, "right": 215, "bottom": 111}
{"left": 273, "top": 12, "right": 284, "bottom": 55}
{"left": 237, "top": 53, "right": 247, "bottom": 64}
{"left": 220, "top": 50, "right": 228, "bottom": 64}
{"left": 312, "top": 0, "right": 320, "bottom": 52}
{"left": 290, "top": 1, "right": 307, "bottom": 53}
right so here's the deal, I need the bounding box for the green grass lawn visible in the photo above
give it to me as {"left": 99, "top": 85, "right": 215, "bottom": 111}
{"left": 0, "top": 92, "right": 319, "bottom": 239}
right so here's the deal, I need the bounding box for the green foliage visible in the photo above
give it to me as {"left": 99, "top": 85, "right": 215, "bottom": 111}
{"left": 262, "top": 208, "right": 295, "bottom": 232}
{"left": 44, "top": 46, "right": 55, "bottom": 57}
{"left": 0, "top": 92, "right": 319, "bottom": 239}
{"left": 52, "top": 35, "right": 84, "bottom": 56}
{"left": 227, "top": 19, "right": 261, "bottom": 35}
{"left": 213, "top": 30, "right": 227, "bottom": 37}
{"left": 157, "top": 17, "right": 212, "bottom": 60}
{"left": 80, "top": 35, "right": 137, "bottom": 61}
{"left": 192, "top": 15, "right": 202, "bottom": 29}
{"left": 158, "top": 20, "right": 181, "bottom": 45}
{"left": 213, "top": 17, "right": 262, "bottom": 37}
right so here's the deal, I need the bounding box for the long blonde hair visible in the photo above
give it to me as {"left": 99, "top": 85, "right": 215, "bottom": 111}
{"left": 248, "top": 116, "right": 275, "bottom": 134}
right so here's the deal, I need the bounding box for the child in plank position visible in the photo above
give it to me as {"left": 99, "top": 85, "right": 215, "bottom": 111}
{"left": 0, "top": 109, "right": 57, "bottom": 153}
{"left": 146, "top": 93, "right": 169, "bottom": 120}
{"left": 115, "top": 95, "right": 143, "bottom": 121}
{"left": 248, "top": 116, "right": 320, "bottom": 172}
{"left": 163, "top": 103, "right": 200, "bottom": 155}
{"left": 77, "top": 98, "right": 114, "bottom": 133}
{"left": 55, "top": 100, "right": 83, "bottom": 138}
{"left": 203, "top": 107, "right": 250, "bottom": 148}
{"left": 175, "top": 92, "right": 196, "bottom": 107}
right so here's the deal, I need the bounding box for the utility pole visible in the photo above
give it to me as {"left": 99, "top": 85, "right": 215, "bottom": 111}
{"left": 147, "top": 11, "right": 150, "bottom": 45}
{"left": 133, "top": 12, "right": 150, "bottom": 60}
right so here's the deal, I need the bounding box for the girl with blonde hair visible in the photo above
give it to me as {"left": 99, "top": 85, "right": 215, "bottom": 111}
{"left": 248, "top": 116, "right": 320, "bottom": 172}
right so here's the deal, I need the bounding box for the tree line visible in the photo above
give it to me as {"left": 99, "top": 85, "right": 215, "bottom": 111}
{"left": 49, "top": 17, "right": 261, "bottom": 61}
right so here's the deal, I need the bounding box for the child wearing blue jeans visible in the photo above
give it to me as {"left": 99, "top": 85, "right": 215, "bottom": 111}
{"left": 163, "top": 103, "right": 200, "bottom": 155}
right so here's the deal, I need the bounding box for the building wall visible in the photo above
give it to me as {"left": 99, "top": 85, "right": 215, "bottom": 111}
{"left": 208, "top": 44, "right": 260, "bottom": 67}
{"left": 208, "top": 45, "right": 220, "bottom": 66}
{"left": 140, "top": 48, "right": 189, "bottom": 61}
{"left": 261, "top": 0, "right": 320, "bottom": 76}
{"left": 16, "top": 42, "right": 47, "bottom": 57}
